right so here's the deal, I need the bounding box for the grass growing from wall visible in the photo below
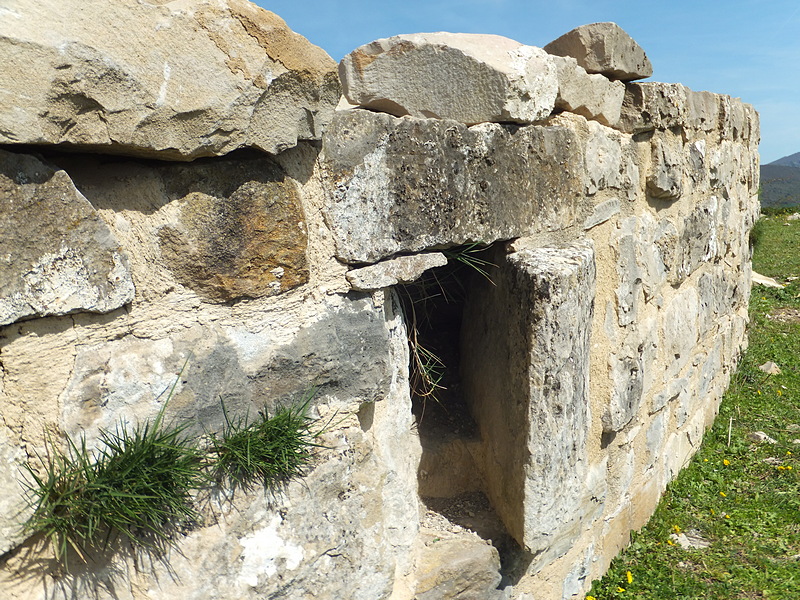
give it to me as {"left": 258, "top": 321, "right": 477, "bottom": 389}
{"left": 587, "top": 210, "right": 800, "bottom": 599}
{"left": 20, "top": 388, "right": 319, "bottom": 568}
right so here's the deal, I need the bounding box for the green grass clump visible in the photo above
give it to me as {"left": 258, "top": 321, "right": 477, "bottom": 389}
{"left": 22, "top": 408, "right": 204, "bottom": 565}
{"left": 208, "top": 398, "right": 319, "bottom": 492}
{"left": 587, "top": 212, "right": 800, "bottom": 599}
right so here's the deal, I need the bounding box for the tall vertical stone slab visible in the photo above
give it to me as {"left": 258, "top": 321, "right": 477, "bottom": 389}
{"left": 461, "top": 240, "right": 596, "bottom": 559}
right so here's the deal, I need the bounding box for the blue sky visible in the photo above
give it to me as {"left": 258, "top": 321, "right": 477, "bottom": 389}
{"left": 255, "top": 0, "right": 799, "bottom": 163}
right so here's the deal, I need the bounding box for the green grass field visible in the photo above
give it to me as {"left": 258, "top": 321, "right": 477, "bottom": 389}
{"left": 588, "top": 209, "right": 800, "bottom": 599}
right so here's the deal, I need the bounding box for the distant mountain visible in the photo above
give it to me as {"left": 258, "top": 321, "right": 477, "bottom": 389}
{"left": 769, "top": 152, "right": 800, "bottom": 169}
{"left": 760, "top": 152, "right": 800, "bottom": 208}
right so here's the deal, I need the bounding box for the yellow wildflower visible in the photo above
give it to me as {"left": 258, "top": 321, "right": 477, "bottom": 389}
{"left": 719, "top": 491, "right": 727, "bottom": 497}
{"left": 723, "top": 459, "right": 730, "bottom": 466}
{"left": 788, "top": 466, "right": 793, "bottom": 470}
{"left": 617, "top": 586, "right": 626, "bottom": 593}
{"left": 667, "top": 539, "right": 674, "bottom": 545}
{"left": 777, "top": 466, "right": 786, "bottom": 471}
{"left": 626, "top": 571, "right": 633, "bottom": 584}
{"left": 586, "top": 597, "right": 596, "bottom": 600}
{"left": 673, "top": 525, "right": 681, "bottom": 533}
{"left": 704, "top": 458, "right": 709, "bottom": 462}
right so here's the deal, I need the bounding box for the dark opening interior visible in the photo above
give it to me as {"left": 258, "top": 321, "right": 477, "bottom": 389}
{"left": 396, "top": 244, "right": 530, "bottom": 585}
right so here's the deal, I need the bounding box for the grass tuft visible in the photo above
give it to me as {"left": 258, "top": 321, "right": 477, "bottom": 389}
{"left": 22, "top": 409, "right": 204, "bottom": 567}
{"left": 207, "top": 395, "right": 320, "bottom": 492}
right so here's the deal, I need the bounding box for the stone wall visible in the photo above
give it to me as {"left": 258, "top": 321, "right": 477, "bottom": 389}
{"left": 0, "top": 6, "right": 758, "bottom": 600}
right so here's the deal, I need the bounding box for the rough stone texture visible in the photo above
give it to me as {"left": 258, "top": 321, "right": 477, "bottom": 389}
{"left": 0, "top": 0, "right": 340, "bottom": 159}
{"left": 346, "top": 252, "right": 448, "bottom": 291}
{"left": 411, "top": 531, "right": 503, "bottom": 600}
{"left": 544, "top": 22, "right": 653, "bottom": 82}
{"left": 322, "top": 110, "right": 586, "bottom": 264}
{"left": 0, "top": 149, "right": 134, "bottom": 326}
{"left": 52, "top": 153, "right": 309, "bottom": 303}
{"left": 552, "top": 55, "right": 626, "bottom": 127}
{"left": 461, "top": 241, "right": 596, "bottom": 559}
{"left": 0, "top": 15, "right": 762, "bottom": 600}
{"left": 339, "top": 33, "right": 557, "bottom": 125}
{"left": 0, "top": 293, "right": 419, "bottom": 600}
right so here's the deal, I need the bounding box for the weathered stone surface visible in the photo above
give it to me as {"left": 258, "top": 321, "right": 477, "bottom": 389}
{"left": 461, "top": 240, "right": 596, "bottom": 557}
{"left": 0, "top": 293, "right": 419, "bottom": 600}
{"left": 322, "top": 110, "right": 586, "bottom": 263}
{"left": 584, "top": 198, "right": 621, "bottom": 229}
{"left": 0, "top": 149, "right": 134, "bottom": 326}
{"left": 156, "top": 159, "right": 309, "bottom": 302}
{"left": 54, "top": 153, "right": 309, "bottom": 303}
{"left": 552, "top": 55, "right": 626, "bottom": 126}
{"left": 339, "top": 33, "right": 557, "bottom": 125}
{"left": 618, "top": 82, "right": 759, "bottom": 143}
{"left": 544, "top": 22, "right": 652, "bottom": 82}
{"left": 412, "top": 531, "right": 503, "bottom": 600}
{"left": 59, "top": 295, "right": 392, "bottom": 443}
{"left": 0, "top": 0, "right": 339, "bottom": 159}
{"left": 346, "top": 252, "right": 448, "bottom": 291}
{"left": 647, "top": 129, "right": 684, "bottom": 200}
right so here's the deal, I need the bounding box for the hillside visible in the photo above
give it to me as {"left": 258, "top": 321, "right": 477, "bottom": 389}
{"left": 760, "top": 162, "right": 800, "bottom": 208}
{"left": 769, "top": 151, "right": 800, "bottom": 168}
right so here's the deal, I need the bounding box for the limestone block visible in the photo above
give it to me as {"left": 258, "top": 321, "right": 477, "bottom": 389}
{"left": 339, "top": 33, "right": 557, "bottom": 125}
{"left": 584, "top": 198, "right": 621, "bottom": 230}
{"left": 544, "top": 22, "right": 652, "bottom": 82}
{"left": 59, "top": 295, "right": 392, "bottom": 444}
{"left": 0, "top": 149, "right": 134, "bottom": 326}
{"left": 584, "top": 120, "right": 639, "bottom": 197}
{"left": 661, "top": 286, "right": 700, "bottom": 378}
{"left": 0, "top": 425, "right": 27, "bottom": 555}
{"left": 56, "top": 153, "right": 309, "bottom": 303}
{"left": 461, "top": 240, "right": 595, "bottom": 558}
{"left": 346, "top": 253, "right": 448, "bottom": 291}
{"left": 673, "top": 196, "right": 720, "bottom": 284}
{"left": 618, "top": 82, "right": 758, "bottom": 141}
{"left": 156, "top": 160, "right": 309, "bottom": 302}
{"left": 551, "top": 55, "right": 625, "bottom": 127}
{"left": 606, "top": 353, "right": 643, "bottom": 433}
{"left": 412, "top": 531, "right": 503, "bottom": 600}
{"left": 0, "top": 0, "right": 340, "bottom": 159}
{"left": 322, "top": 110, "right": 587, "bottom": 264}
{"left": 647, "top": 130, "right": 684, "bottom": 200}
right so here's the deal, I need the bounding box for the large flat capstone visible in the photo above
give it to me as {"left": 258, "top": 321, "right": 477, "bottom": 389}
{"left": 339, "top": 33, "right": 557, "bottom": 125}
{"left": 322, "top": 110, "right": 585, "bottom": 264}
{"left": 0, "top": 0, "right": 339, "bottom": 159}
{"left": 544, "top": 22, "right": 653, "bottom": 82}
{"left": 0, "top": 149, "right": 134, "bottom": 326}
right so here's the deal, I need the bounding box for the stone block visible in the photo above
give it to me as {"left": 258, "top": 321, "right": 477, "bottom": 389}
{"left": 0, "top": 149, "right": 134, "bottom": 326}
{"left": 0, "top": 0, "right": 339, "bottom": 159}
{"left": 412, "top": 531, "right": 503, "bottom": 600}
{"left": 346, "top": 253, "right": 448, "bottom": 291}
{"left": 56, "top": 153, "right": 309, "bottom": 303}
{"left": 339, "top": 33, "right": 557, "bottom": 125}
{"left": 322, "top": 110, "right": 586, "bottom": 264}
{"left": 551, "top": 55, "right": 626, "bottom": 126}
{"left": 647, "top": 129, "right": 684, "bottom": 201}
{"left": 461, "top": 240, "right": 595, "bottom": 557}
{"left": 544, "top": 22, "right": 652, "bottom": 82}
{"left": 584, "top": 198, "right": 621, "bottom": 229}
